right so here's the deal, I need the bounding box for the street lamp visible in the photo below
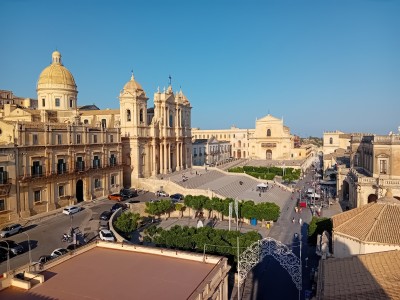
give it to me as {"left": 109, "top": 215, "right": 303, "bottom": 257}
{"left": 3, "top": 240, "right": 10, "bottom": 274}
{"left": 21, "top": 232, "right": 32, "bottom": 269}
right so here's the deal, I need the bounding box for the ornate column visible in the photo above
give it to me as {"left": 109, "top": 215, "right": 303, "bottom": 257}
{"left": 163, "top": 142, "right": 168, "bottom": 174}
{"left": 152, "top": 142, "right": 157, "bottom": 176}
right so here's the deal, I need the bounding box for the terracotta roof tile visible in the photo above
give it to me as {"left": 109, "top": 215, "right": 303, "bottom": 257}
{"left": 332, "top": 202, "right": 400, "bottom": 245}
{"left": 320, "top": 250, "right": 400, "bottom": 300}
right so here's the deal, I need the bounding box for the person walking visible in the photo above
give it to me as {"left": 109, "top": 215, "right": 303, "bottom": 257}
{"left": 299, "top": 218, "right": 303, "bottom": 225}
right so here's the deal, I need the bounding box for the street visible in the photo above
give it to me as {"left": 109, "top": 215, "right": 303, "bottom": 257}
{"left": 239, "top": 165, "right": 320, "bottom": 300}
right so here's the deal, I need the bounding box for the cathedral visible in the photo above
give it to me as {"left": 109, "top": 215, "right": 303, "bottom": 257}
{"left": 0, "top": 51, "right": 192, "bottom": 222}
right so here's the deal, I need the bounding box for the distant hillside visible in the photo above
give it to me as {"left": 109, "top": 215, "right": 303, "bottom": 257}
{"left": 301, "top": 136, "right": 323, "bottom": 147}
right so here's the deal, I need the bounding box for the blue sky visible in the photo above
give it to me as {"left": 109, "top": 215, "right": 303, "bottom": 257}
{"left": 1, "top": 0, "right": 399, "bottom": 137}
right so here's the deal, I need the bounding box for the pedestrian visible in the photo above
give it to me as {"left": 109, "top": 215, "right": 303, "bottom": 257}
{"left": 299, "top": 218, "right": 302, "bottom": 225}
{"left": 259, "top": 192, "right": 261, "bottom": 197}
{"left": 292, "top": 217, "right": 295, "bottom": 223}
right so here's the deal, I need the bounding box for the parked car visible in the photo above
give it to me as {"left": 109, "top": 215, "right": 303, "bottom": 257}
{"left": 170, "top": 193, "right": 184, "bottom": 201}
{"left": 99, "top": 229, "right": 115, "bottom": 242}
{"left": 98, "top": 221, "right": 109, "bottom": 231}
{"left": 108, "top": 193, "right": 124, "bottom": 202}
{"left": 50, "top": 248, "right": 69, "bottom": 258}
{"left": 156, "top": 191, "right": 169, "bottom": 197}
{"left": 110, "top": 203, "right": 127, "bottom": 213}
{"left": 62, "top": 205, "right": 80, "bottom": 215}
{"left": 0, "top": 240, "right": 24, "bottom": 256}
{"left": 38, "top": 255, "right": 53, "bottom": 264}
{"left": 0, "top": 223, "right": 23, "bottom": 238}
{"left": 120, "top": 188, "right": 138, "bottom": 198}
{"left": 100, "top": 211, "right": 113, "bottom": 221}
{"left": 0, "top": 248, "right": 9, "bottom": 261}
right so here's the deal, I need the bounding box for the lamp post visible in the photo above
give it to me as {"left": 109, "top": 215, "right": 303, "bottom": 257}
{"left": 21, "top": 232, "right": 32, "bottom": 269}
{"left": 3, "top": 240, "right": 10, "bottom": 274}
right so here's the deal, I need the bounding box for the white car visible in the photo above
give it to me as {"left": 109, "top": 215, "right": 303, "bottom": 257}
{"left": 99, "top": 229, "right": 115, "bottom": 242}
{"left": 51, "top": 248, "right": 69, "bottom": 258}
{"left": 63, "top": 205, "right": 80, "bottom": 215}
{"left": 156, "top": 191, "right": 169, "bottom": 197}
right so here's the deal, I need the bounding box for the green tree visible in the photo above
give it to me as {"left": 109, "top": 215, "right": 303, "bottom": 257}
{"left": 114, "top": 212, "right": 141, "bottom": 238}
{"left": 308, "top": 217, "right": 332, "bottom": 244}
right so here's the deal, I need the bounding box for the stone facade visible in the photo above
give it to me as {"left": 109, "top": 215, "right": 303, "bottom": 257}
{"left": 192, "top": 114, "right": 304, "bottom": 161}
{"left": 192, "top": 137, "right": 231, "bottom": 166}
{"left": 322, "top": 130, "right": 351, "bottom": 156}
{"left": 337, "top": 133, "right": 400, "bottom": 209}
{"left": 0, "top": 51, "right": 192, "bottom": 222}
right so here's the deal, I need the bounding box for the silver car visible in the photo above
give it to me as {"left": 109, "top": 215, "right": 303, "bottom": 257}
{"left": 0, "top": 223, "right": 23, "bottom": 238}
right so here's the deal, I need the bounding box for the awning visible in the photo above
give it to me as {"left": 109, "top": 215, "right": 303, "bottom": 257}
{"left": 257, "top": 183, "right": 268, "bottom": 188}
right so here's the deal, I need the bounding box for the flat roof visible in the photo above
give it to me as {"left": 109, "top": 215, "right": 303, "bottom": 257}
{"left": 2, "top": 246, "right": 219, "bottom": 300}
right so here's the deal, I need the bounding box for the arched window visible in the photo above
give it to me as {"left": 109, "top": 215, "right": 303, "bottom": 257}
{"left": 127, "top": 109, "right": 131, "bottom": 122}
{"left": 267, "top": 129, "right": 271, "bottom": 137}
{"left": 329, "top": 137, "right": 333, "bottom": 144}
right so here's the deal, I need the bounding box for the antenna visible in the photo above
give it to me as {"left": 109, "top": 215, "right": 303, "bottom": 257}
{"left": 168, "top": 75, "right": 172, "bottom": 86}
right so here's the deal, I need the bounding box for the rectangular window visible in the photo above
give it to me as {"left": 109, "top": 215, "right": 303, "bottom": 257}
{"left": 77, "top": 134, "right": 81, "bottom": 144}
{"left": 58, "top": 185, "right": 64, "bottom": 197}
{"left": 34, "top": 190, "right": 41, "bottom": 202}
{"left": 55, "top": 98, "right": 60, "bottom": 107}
{"left": 57, "top": 134, "right": 62, "bottom": 145}
{"left": 111, "top": 175, "right": 116, "bottom": 185}
{"left": 110, "top": 154, "right": 116, "bottom": 166}
{"left": 93, "top": 135, "right": 97, "bottom": 143}
{"left": 110, "top": 135, "right": 114, "bottom": 143}
{"left": 101, "top": 119, "right": 106, "bottom": 128}
{"left": 0, "top": 199, "right": 5, "bottom": 211}
{"left": 379, "top": 160, "right": 387, "bottom": 174}
{"left": 32, "top": 134, "right": 38, "bottom": 145}
{"left": 42, "top": 98, "right": 45, "bottom": 107}
{"left": 93, "top": 155, "right": 101, "bottom": 168}
{"left": 94, "top": 178, "right": 101, "bottom": 188}
{"left": 70, "top": 99, "right": 73, "bottom": 108}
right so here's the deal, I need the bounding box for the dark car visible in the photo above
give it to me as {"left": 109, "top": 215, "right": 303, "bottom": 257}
{"left": 170, "top": 193, "right": 184, "bottom": 201}
{"left": 38, "top": 255, "right": 53, "bottom": 264}
{"left": 110, "top": 203, "right": 128, "bottom": 213}
{"left": 100, "top": 211, "right": 113, "bottom": 221}
{"left": 0, "top": 240, "right": 24, "bottom": 256}
{"left": 0, "top": 248, "right": 8, "bottom": 261}
{"left": 120, "top": 188, "right": 138, "bottom": 198}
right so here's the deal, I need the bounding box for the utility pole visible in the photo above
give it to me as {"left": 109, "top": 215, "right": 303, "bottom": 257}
{"left": 237, "top": 236, "right": 240, "bottom": 300}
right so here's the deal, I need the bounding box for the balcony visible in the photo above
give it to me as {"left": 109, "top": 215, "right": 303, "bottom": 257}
{"left": 31, "top": 165, "right": 44, "bottom": 178}
{"left": 0, "top": 171, "right": 11, "bottom": 196}
{"left": 75, "top": 161, "right": 86, "bottom": 172}
{"left": 57, "top": 163, "right": 67, "bottom": 175}
{"left": 0, "top": 171, "right": 8, "bottom": 185}
{"left": 109, "top": 157, "right": 117, "bottom": 167}
{"left": 92, "top": 159, "right": 102, "bottom": 169}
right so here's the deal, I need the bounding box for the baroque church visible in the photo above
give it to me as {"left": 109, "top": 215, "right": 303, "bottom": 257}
{"left": 0, "top": 51, "right": 192, "bottom": 222}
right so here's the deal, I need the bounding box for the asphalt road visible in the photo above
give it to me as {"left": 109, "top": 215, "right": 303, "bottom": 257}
{"left": 0, "top": 191, "right": 156, "bottom": 274}
{"left": 239, "top": 166, "right": 320, "bottom": 300}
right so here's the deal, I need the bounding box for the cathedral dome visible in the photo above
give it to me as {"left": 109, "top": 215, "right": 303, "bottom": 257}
{"left": 121, "top": 73, "right": 146, "bottom": 97}
{"left": 37, "top": 51, "right": 77, "bottom": 91}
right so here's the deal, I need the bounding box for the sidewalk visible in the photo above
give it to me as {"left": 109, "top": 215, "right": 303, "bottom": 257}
{"left": 16, "top": 196, "right": 108, "bottom": 227}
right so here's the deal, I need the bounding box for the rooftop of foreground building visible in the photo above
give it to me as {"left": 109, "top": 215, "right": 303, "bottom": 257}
{"left": 0, "top": 242, "right": 228, "bottom": 300}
